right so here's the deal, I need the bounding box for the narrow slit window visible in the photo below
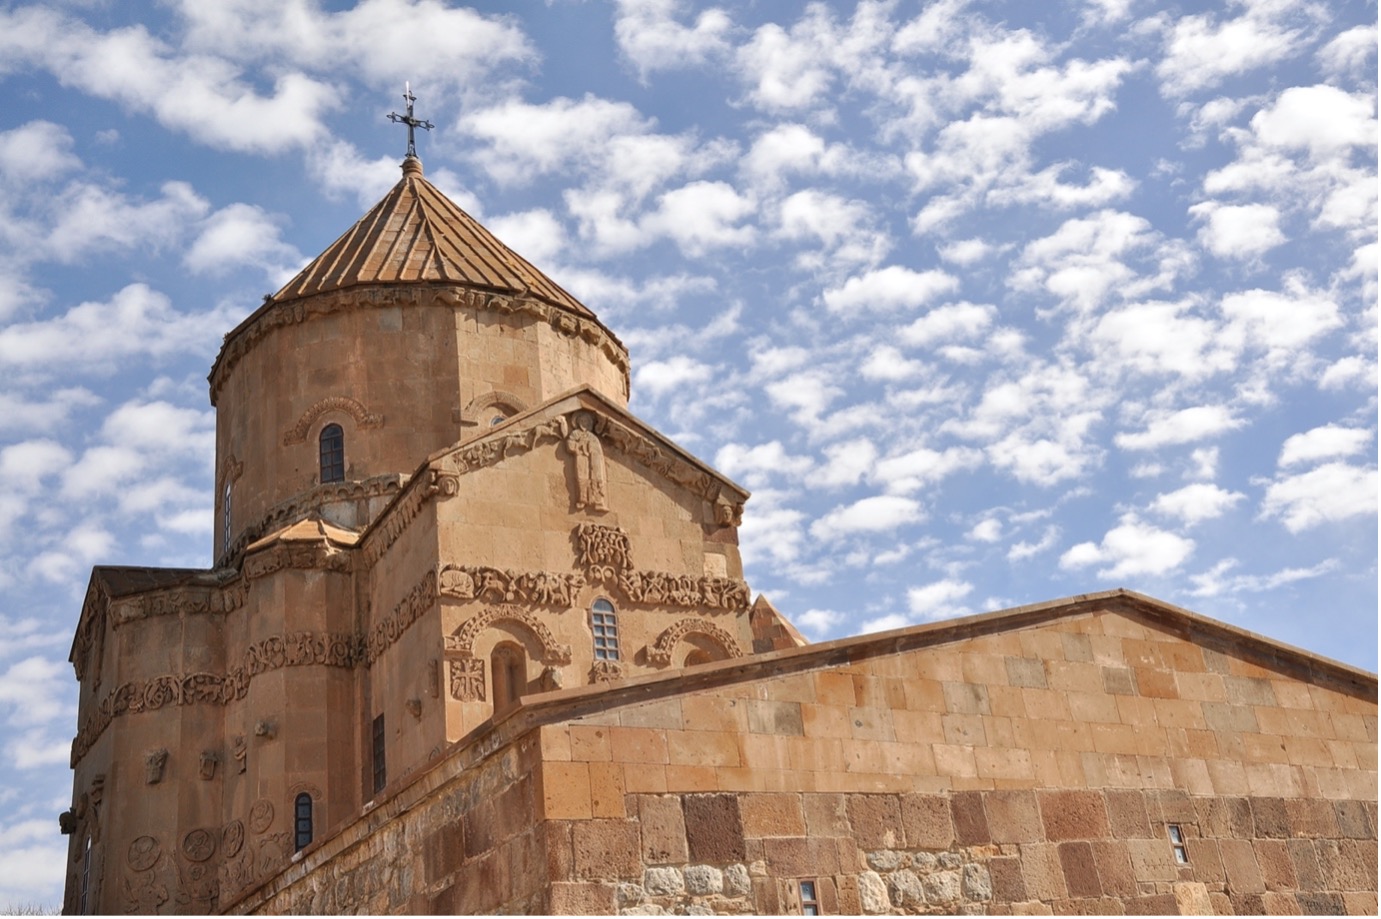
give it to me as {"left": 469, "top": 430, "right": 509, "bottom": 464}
{"left": 222, "top": 481, "right": 232, "bottom": 551}
{"left": 800, "top": 879, "right": 821, "bottom": 915}
{"left": 591, "top": 598, "right": 619, "bottom": 661}
{"left": 294, "top": 793, "right": 314, "bottom": 851}
{"left": 1168, "top": 824, "right": 1189, "bottom": 864}
{"left": 79, "top": 836, "right": 92, "bottom": 914}
{"left": 371, "top": 713, "right": 386, "bottom": 795}
{"left": 319, "top": 423, "right": 345, "bottom": 483}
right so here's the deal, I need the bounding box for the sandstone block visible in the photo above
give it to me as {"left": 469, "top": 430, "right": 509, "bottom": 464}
{"left": 683, "top": 794, "right": 745, "bottom": 863}
{"left": 548, "top": 881, "right": 618, "bottom": 914}
{"left": 747, "top": 699, "right": 804, "bottom": 736}
{"left": 1106, "top": 789, "right": 1152, "bottom": 838}
{"left": 985, "top": 790, "right": 1043, "bottom": 844}
{"left": 636, "top": 795, "right": 688, "bottom": 865}
{"left": 951, "top": 790, "right": 991, "bottom": 845}
{"left": 1089, "top": 839, "right": 1137, "bottom": 898}
{"left": 1172, "top": 881, "right": 1213, "bottom": 916}
{"left": 1295, "top": 892, "right": 1346, "bottom": 915}
{"left": 1039, "top": 790, "right": 1111, "bottom": 841}
{"left": 1315, "top": 838, "right": 1378, "bottom": 891}
{"left": 1219, "top": 838, "right": 1266, "bottom": 894}
{"left": 846, "top": 794, "right": 904, "bottom": 849}
{"left": 902, "top": 793, "right": 954, "bottom": 849}
{"left": 1255, "top": 838, "right": 1299, "bottom": 891}
{"left": 988, "top": 856, "right": 1027, "bottom": 902}
{"left": 1251, "top": 796, "right": 1292, "bottom": 838}
{"left": 1020, "top": 843, "right": 1070, "bottom": 901}
{"left": 1006, "top": 657, "right": 1048, "bottom": 689}
{"left": 1058, "top": 841, "right": 1102, "bottom": 898}
{"left": 761, "top": 835, "right": 841, "bottom": 877}
{"left": 802, "top": 793, "right": 849, "bottom": 837}
{"left": 573, "top": 819, "right": 642, "bottom": 881}
{"left": 943, "top": 682, "right": 991, "bottom": 715}
{"left": 740, "top": 792, "right": 805, "bottom": 837}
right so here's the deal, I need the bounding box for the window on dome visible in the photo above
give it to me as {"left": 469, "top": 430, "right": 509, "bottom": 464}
{"left": 319, "top": 424, "right": 345, "bottom": 483}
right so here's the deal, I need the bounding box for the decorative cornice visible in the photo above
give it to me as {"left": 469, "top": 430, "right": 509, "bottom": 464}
{"left": 282, "top": 396, "right": 384, "bottom": 445}
{"left": 242, "top": 542, "right": 352, "bottom": 581}
{"left": 108, "top": 580, "right": 247, "bottom": 629}
{"left": 209, "top": 286, "right": 629, "bottom": 406}
{"left": 439, "top": 565, "right": 585, "bottom": 607}
{"left": 574, "top": 523, "right": 750, "bottom": 611}
{"left": 359, "top": 469, "right": 454, "bottom": 568}
{"left": 365, "top": 569, "right": 438, "bottom": 665}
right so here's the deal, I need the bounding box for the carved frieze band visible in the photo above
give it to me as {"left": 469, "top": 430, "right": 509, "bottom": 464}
{"left": 281, "top": 396, "right": 384, "bottom": 445}
{"left": 365, "top": 569, "right": 438, "bottom": 665}
{"left": 648, "top": 618, "right": 745, "bottom": 667}
{"left": 221, "top": 473, "right": 404, "bottom": 568}
{"left": 71, "top": 629, "right": 362, "bottom": 765}
{"left": 439, "top": 565, "right": 586, "bottom": 607}
{"left": 209, "top": 286, "right": 629, "bottom": 404}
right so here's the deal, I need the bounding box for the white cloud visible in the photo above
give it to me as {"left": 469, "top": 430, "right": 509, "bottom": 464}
{"left": 635, "top": 355, "right": 714, "bottom": 398}
{"left": 1156, "top": 0, "right": 1323, "bottom": 97}
{"left": 713, "top": 441, "right": 812, "bottom": 488}
{"left": 1250, "top": 84, "right": 1377, "bottom": 157}
{"left": 1150, "top": 483, "right": 1245, "bottom": 525}
{"left": 614, "top": 0, "right": 732, "bottom": 77}
{"left": 641, "top": 181, "right": 756, "bottom": 256}
{"left": 873, "top": 446, "right": 983, "bottom": 494}
{"left": 1060, "top": 514, "right": 1195, "bottom": 579}
{"left": 1189, "top": 557, "right": 1340, "bottom": 598}
{"left": 0, "top": 120, "right": 81, "bottom": 185}
{"left": 937, "top": 238, "right": 994, "bottom": 266}
{"left": 1189, "top": 201, "right": 1285, "bottom": 259}
{"left": 1008, "top": 525, "right": 1060, "bottom": 561}
{"left": 1090, "top": 300, "right": 1237, "bottom": 380}
{"left": 0, "top": 5, "right": 340, "bottom": 153}
{"left": 46, "top": 181, "right": 209, "bottom": 262}
{"left": 1278, "top": 424, "right": 1373, "bottom": 467}
{"left": 1259, "top": 462, "right": 1379, "bottom": 532}
{"left": 823, "top": 266, "right": 959, "bottom": 313}
{"left": 898, "top": 302, "right": 996, "bottom": 347}
{"left": 487, "top": 209, "right": 567, "bottom": 267}
{"left": 465, "top": 95, "right": 657, "bottom": 185}
{"left": 907, "top": 578, "right": 973, "bottom": 621}
{"left": 1220, "top": 284, "right": 1342, "bottom": 361}
{"left": 184, "top": 203, "right": 303, "bottom": 281}
{"left": 0, "top": 656, "right": 69, "bottom": 727}
{"left": 811, "top": 495, "right": 924, "bottom": 540}
{"left": 1115, "top": 405, "right": 1243, "bottom": 451}
{"left": 795, "top": 607, "right": 844, "bottom": 637}
{"left": 968, "top": 518, "right": 1002, "bottom": 542}
{"left": 0, "top": 818, "right": 67, "bottom": 902}
{"left": 1317, "top": 24, "right": 1378, "bottom": 76}
{"left": 860, "top": 345, "right": 925, "bottom": 382}
{"left": 809, "top": 438, "right": 878, "bottom": 489}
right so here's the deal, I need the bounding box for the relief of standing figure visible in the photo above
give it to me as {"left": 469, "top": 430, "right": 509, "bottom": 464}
{"left": 565, "top": 411, "right": 609, "bottom": 511}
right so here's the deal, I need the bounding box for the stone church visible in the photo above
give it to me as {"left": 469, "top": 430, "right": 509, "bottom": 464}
{"left": 64, "top": 151, "right": 1377, "bottom": 915}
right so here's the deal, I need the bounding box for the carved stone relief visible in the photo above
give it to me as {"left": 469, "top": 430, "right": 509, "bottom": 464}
{"left": 198, "top": 751, "right": 217, "bottom": 781}
{"left": 365, "top": 569, "right": 437, "bottom": 664}
{"left": 590, "top": 659, "right": 624, "bottom": 683}
{"left": 221, "top": 820, "right": 245, "bottom": 859}
{"left": 232, "top": 736, "right": 247, "bottom": 774}
{"left": 128, "top": 836, "right": 161, "bottom": 872}
{"left": 144, "top": 750, "right": 168, "bottom": 784}
{"left": 281, "top": 396, "right": 384, "bottom": 445}
{"left": 648, "top": 618, "right": 745, "bottom": 667}
{"left": 448, "top": 658, "right": 486, "bottom": 702}
{"left": 445, "top": 605, "right": 572, "bottom": 666}
{"left": 439, "top": 564, "right": 585, "bottom": 606}
{"left": 564, "top": 411, "right": 608, "bottom": 511}
{"left": 248, "top": 799, "right": 274, "bottom": 834}
{"left": 180, "top": 829, "right": 215, "bottom": 863}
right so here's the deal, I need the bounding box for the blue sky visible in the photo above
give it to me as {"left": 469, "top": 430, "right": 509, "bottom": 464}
{"left": 0, "top": 0, "right": 1376, "bottom": 906}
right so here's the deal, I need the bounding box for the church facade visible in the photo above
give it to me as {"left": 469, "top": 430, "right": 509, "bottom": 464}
{"left": 63, "top": 155, "right": 1377, "bottom": 915}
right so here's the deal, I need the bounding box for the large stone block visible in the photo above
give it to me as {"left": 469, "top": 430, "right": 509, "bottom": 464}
{"left": 951, "top": 790, "right": 991, "bottom": 845}
{"left": 636, "top": 795, "right": 688, "bottom": 865}
{"left": 740, "top": 792, "right": 805, "bottom": 838}
{"left": 683, "top": 794, "right": 745, "bottom": 864}
{"left": 988, "top": 856, "right": 1028, "bottom": 902}
{"left": 846, "top": 794, "right": 904, "bottom": 849}
{"left": 986, "top": 790, "right": 1043, "bottom": 844}
{"left": 901, "top": 793, "right": 954, "bottom": 849}
{"left": 1219, "top": 838, "right": 1267, "bottom": 894}
{"left": 1105, "top": 789, "right": 1152, "bottom": 838}
{"left": 1038, "top": 790, "right": 1111, "bottom": 841}
{"left": 1089, "top": 839, "right": 1137, "bottom": 898}
{"left": 572, "top": 819, "right": 642, "bottom": 881}
{"left": 1019, "top": 843, "right": 1069, "bottom": 901}
{"left": 1058, "top": 841, "right": 1102, "bottom": 898}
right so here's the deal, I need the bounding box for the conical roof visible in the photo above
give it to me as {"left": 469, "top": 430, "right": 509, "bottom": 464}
{"left": 269, "top": 157, "right": 594, "bottom": 319}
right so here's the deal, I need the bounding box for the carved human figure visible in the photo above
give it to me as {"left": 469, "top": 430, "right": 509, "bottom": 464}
{"left": 565, "top": 412, "right": 608, "bottom": 511}
{"left": 145, "top": 749, "right": 168, "bottom": 784}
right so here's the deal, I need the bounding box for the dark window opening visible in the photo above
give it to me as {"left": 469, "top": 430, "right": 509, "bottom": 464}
{"left": 294, "top": 793, "right": 314, "bottom": 851}
{"left": 1168, "top": 824, "right": 1189, "bottom": 864}
{"left": 222, "top": 481, "right": 232, "bottom": 551}
{"left": 592, "top": 599, "right": 619, "bottom": 661}
{"left": 319, "top": 423, "right": 345, "bottom": 483}
{"left": 371, "top": 713, "right": 386, "bottom": 795}
{"left": 800, "top": 879, "right": 821, "bottom": 915}
{"left": 491, "top": 643, "right": 525, "bottom": 712}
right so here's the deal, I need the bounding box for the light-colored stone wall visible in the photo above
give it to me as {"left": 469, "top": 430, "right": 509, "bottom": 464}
{"left": 218, "top": 598, "right": 1377, "bottom": 916}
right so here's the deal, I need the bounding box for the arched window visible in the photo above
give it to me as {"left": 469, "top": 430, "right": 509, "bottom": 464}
{"left": 491, "top": 642, "right": 525, "bottom": 712}
{"left": 79, "top": 835, "right": 92, "bottom": 914}
{"left": 591, "top": 599, "right": 620, "bottom": 661}
{"left": 294, "top": 793, "right": 314, "bottom": 851}
{"left": 319, "top": 423, "right": 345, "bottom": 483}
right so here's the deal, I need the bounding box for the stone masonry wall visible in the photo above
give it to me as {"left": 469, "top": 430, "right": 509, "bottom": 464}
{"left": 540, "top": 787, "right": 1376, "bottom": 915}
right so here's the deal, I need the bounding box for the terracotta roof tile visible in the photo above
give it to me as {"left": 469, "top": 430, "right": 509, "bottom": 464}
{"left": 270, "top": 157, "right": 594, "bottom": 319}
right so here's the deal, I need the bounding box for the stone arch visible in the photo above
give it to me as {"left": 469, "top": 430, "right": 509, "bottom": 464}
{"left": 281, "top": 396, "right": 384, "bottom": 445}
{"left": 648, "top": 618, "right": 743, "bottom": 667}
{"left": 447, "top": 605, "right": 572, "bottom": 666}
{"left": 459, "top": 390, "right": 529, "bottom": 429}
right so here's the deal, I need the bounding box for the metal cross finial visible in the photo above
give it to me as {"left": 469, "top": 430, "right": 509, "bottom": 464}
{"left": 388, "top": 82, "right": 434, "bottom": 159}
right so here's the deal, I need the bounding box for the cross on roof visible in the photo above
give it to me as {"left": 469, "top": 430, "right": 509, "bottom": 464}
{"left": 388, "top": 82, "right": 434, "bottom": 159}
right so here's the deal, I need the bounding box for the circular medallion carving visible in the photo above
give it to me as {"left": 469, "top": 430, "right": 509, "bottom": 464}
{"left": 128, "top": 835, "right": 160, "bottom": 871}
{"left": 182, "top": 828, "right": 215, "bottom": 863}
{"left": 248, "top": 798, "right": 274, "bottom": 834}
{"left": 222, "top": 819, "right": 245, "bottom": 858}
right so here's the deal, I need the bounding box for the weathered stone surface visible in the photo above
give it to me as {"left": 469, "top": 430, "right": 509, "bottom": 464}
{"left": 887, "top": 869, "right": 925, "bottom": 908}
{"left": 642, "top": 867, "right": 684, "bottom": 897}
{"left": 723, "top": 863, "right": 751, "bottom": 897}
{"left": 962, "top": 863, "right": 992, "bottom": 901}
{"left": 636, "top": 795, "right": 689, "bottom": 865}
{"left": 922, "top": 869, "right": 962, "bottom": 905}
{"left": 858, "top": 871, "right": 889, "bottom": 915}
{"left": 683, "top": 794, "right": 745, "bottom": 864}
{"left": 867, "top": 849, "right": 907, "bottom": 871}
{"left": 683, "top": 865, "right": 722, "bottom": 896}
